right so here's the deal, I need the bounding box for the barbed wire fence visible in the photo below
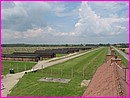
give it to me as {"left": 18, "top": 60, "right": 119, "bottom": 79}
{"left": 40, "top": 65, "right": 91, "bottom": 79}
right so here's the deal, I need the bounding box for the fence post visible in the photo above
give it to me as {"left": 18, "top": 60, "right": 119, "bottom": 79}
{"left": 42, "top": 65, "right": 44, "bottom": 73}
{"left": 33, "top": 67, "right": 34, "bottom": 72}
{"left": 10, "top": 63, "right": 11, "bottom": 69}
{"left": 124, "top": 68, "right": 128, "bottom": 82}
{"left": 71, "top": 67, "right": 73, "bottom": 77}
{"left": 25, "top": 64, "right": 26, "bottom": 71}
{"left": 51, "top": 67, "right": 52, "bottom": 77}
{"left": 83, "top": 67, "right": 84, "bottom": 79}
{"left": 61, "top": 68, "right": 63, "bottom": 77}
{"left": 17, "top": 64, "right": 18, "bottom": 72}
{"left": 125, "top": 68, "right": 126, "bottom": 81}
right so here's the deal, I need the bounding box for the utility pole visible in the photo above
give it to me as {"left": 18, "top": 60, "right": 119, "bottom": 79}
{"left": 61, "top": 68, "right": 63, "bottom": 77}
{"left": 51, "top": 67, "right": 52, "bottom": 76}
{"left": 123, "top": 68, "right": 128, "bottom": 82}
{"left": 25, "top": 64, "right": 27, "bottom": 71}
{"left": 17, "top": 64, "right": 18, "bottom": 72}
{"left": 42, "top": 65, "right": 44, "bottom": 73}
{"left": 10, "top": 63, "right": 11, "bottom": 69}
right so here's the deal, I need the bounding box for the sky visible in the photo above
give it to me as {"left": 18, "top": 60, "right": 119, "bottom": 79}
{"left": 2, "top": 1, "right": 128, "bottom": 44}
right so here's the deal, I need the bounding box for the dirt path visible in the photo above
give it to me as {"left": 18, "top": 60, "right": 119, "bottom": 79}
{"left": 1, "top": 48, "right": 100, "bottom": 97}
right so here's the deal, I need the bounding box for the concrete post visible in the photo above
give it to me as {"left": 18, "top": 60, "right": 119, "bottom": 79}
{"left": 61, "top": 68, "right": 63, "bottom": 77}
{"left": 83, "top": 67, "right": 85, "bottom": 78}
{"left": 25, "top": 64, "right": 27, "bottom": 71}
{"left": 71, "top": 67, "right": 73, "bottom": 77}
{"left": 17, "top": 64, "right": 18, "bottom": 72}
{"left": 51, "top": 68, "right": 52, "bottom": 76}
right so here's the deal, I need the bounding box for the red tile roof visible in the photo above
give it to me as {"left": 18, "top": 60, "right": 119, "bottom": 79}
{"left": 83, "top": 60, "right": 128, "bottom": 97}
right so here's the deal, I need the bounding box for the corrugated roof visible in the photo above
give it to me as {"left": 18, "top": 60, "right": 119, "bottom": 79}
{"left": 13, "top": 52, "right": 55, "bottom": 55}
{"left": 35, "top": 49, "right": 69, "bottom": 54}
{"left": 2, "top": 54, "right": 40, "bottom": 58}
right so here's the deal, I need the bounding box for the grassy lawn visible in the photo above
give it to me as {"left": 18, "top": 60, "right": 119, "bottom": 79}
{"left": 56, "top": 54, "right": 66, "bottom": 57}
{"left": 2, "top": 61, "right": 36, "bottom": 75}
{"left": 9, "top": 47, "right": 108, "bottom": 96}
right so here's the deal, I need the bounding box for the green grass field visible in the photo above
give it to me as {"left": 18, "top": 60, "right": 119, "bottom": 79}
{"left": 56, "top": 54, "right": 66, "bottom": 57}
{"left": 9, "top": 47, "right": 108, "bottom": 96}
{"left": 2, "top": 61, "right": 36, "bottom": 75}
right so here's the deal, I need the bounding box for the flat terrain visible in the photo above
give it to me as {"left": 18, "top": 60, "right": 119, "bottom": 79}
{"left": 9, "top": 47, "right": 108, "bottom": 96}
{"left": 2, "top": 47, "right": 71, "bottom": 54}
{"left": 2, "top": 48, "right": 95, "bottom": 96}
{"left": 2, "top": 61, "right": 36, "bottom": 75}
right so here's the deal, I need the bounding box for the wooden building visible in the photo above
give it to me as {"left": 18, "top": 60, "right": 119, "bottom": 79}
{"left": 35, "top": 49, "right": 69, "bottom": 54}
{"left": 13, "top": 52, "right": 56, "bottom": 58}
{"left": 2, "top": 54, "right": 40, "bottom": 62}
{"left": 78, "top": 46, "right": 98, "bottom": 50}
{"left": 35, "top": 48, "right": 81, "bottom": 54}
{"left": 2, "top": 46, "right": 97, "bottom": 62}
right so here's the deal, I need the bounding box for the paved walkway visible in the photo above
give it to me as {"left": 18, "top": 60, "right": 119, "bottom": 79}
{"left": 2, "top": 72, "right": 25, "bottom": 96}
{"left": 112, "top": 46, "right": 128, "bottom": 61}
{"left": 1, "top": 48, "right": 100, "bottom": 97}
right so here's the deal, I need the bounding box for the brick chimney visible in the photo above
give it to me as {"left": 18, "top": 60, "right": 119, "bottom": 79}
{"left": 111, "top": 57, "right": 122, "bottom": 66}
{"left": 106, "top": 54, "right": 117, "bottom": 61}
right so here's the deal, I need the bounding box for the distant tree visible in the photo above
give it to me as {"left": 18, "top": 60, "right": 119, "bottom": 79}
{"left": 106, "top": 43, "right": 110, "bottom": 46}
{"left": 80, "top": 44, "right": 83, "bottom": 46}
{"left": 122, "top": 49, "right": 125, "bottom": 52}
{"left": 65, "top": 44, "right": 69, "bottom": 47}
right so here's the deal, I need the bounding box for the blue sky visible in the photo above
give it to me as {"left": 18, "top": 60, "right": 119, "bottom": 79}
{"left": 2, "top": 1, "right": 128, "bottom": 44}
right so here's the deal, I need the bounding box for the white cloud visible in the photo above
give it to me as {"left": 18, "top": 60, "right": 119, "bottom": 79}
{"left": 74, "top": 2, "right": 128, "bottom": 36}
{"left": 2, "top": 26, "right": 55, "bottom": 40}
{"left": 88, "top": 2, "right": 128, "bottom": 18}
{"left": 2, "top": 2, "right": 68, "bottom": 31}
{"left": 2, "top": 29, "right": 23, "bottom": 39}
{"left": 2, "top": 3, "right": 28, "bottom": 20}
